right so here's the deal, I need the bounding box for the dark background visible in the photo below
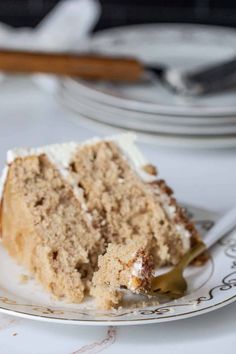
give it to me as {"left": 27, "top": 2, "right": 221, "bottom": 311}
{"left": 0, "top": 0, "right": 235, "bottom": 30}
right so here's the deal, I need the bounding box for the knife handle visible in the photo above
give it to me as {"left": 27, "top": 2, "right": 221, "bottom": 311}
{"left": 186, "top": 56, "right": 236, "bottom": 95}
{"left": 0, "top": 49, "right": 144, "bottom": 81}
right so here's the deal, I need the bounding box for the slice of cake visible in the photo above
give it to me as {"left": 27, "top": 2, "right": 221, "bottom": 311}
{"left": 91, "top": 240, "right": 154, "bottom": 310}
{"left": 0, "top": 133, "right": 200, "bottom": 306}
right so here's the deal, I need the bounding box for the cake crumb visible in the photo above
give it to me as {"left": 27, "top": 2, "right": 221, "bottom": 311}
{"left": 142, "top": 164, "right": 157, "bottom": 176}
{"left": 12, "top": 332, "right": 18, "bottom": 337}
{"left": 19, "top": 274, "right": 30, "bottom": 284}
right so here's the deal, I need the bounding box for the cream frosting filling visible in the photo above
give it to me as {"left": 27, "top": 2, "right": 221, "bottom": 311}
{"left": 131, "top": 259, "right": 144, "bottom": 278}
{"left": 0, "top": 133, "right": 191, "bottom": 250}
{"left": 128, "top": 258, "right": 145, "bottom": 292}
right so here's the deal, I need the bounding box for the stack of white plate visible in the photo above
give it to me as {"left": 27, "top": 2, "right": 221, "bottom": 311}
{"left": 59, "top": 24, "right": 236, "bottom": 148}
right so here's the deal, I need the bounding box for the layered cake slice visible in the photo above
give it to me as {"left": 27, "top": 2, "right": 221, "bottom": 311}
{"left": 0, "top": 134, "right": 200, "bottom": 307}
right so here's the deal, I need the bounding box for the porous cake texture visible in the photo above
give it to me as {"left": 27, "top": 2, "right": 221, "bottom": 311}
{"left": 0, "top": 134, "right": 200, "bottom": 308}
{"left": 91, "top": 241, "right": 154, "bottom": 309}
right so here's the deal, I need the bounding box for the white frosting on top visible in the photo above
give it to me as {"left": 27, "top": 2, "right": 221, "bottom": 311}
{"left": 0, "top": 133, "right": 142, "bottom": 198}
{"left": 7, "top": 142, "right": 78, "bottom": 168}
{"left": 0, "top": 133, "right": 191, "bottom": 250}
{"left": 0, "top": 165, "right": 9, "bottom": 202}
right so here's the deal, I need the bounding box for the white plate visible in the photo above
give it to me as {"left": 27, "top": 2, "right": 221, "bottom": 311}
{"left": 59, "top": 87, "right": 236, "bottom": 136}
{"left": 0, "top": 205, "right": 236, "bottom": 326}
{"left": 66, "top": 24, "right": 236, "bottom": 117}
{"left": 61, "top": 93, "right": 236, "bottom": 149}
{"left": 62, "top": 78, "right": 236, "bottom": 126}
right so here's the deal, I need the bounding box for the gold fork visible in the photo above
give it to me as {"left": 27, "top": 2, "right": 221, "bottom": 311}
{"left": 146, "top": 240, "right": 206, "bottom": 299}
{"left": 143, "top": 207, "right": 236, "bottom": 299}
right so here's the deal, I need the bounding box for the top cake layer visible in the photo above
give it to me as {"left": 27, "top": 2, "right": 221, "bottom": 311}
{"left": 0, "top": 134, "right": 145, "bottom": 203}
{"left": 0, "top": 133, "right": 195, "bottom": 258}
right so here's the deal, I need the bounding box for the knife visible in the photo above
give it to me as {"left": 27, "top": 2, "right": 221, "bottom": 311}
{"left": 0, "top": 49, "right": 144, "bottom": 81}
{"left": 0, "top": 48, "right": 235, "bottom": 96}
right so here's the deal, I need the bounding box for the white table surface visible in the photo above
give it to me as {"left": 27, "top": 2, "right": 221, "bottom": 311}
{"left": 0, "top": 77, "right": 235, "bottom": 354}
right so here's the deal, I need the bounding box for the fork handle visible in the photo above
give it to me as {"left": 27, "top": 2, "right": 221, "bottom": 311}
{"left": 177, "top": 207, "right": 236, "bottom": 270}
{"left": 176, "top": 241, "right": 206, "bottom": 270}
{"left": 0, "top": 49, "right": 144, "bottom": 81}
{"left": 204, "top": 207, "right": 236, "bottom": 249}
